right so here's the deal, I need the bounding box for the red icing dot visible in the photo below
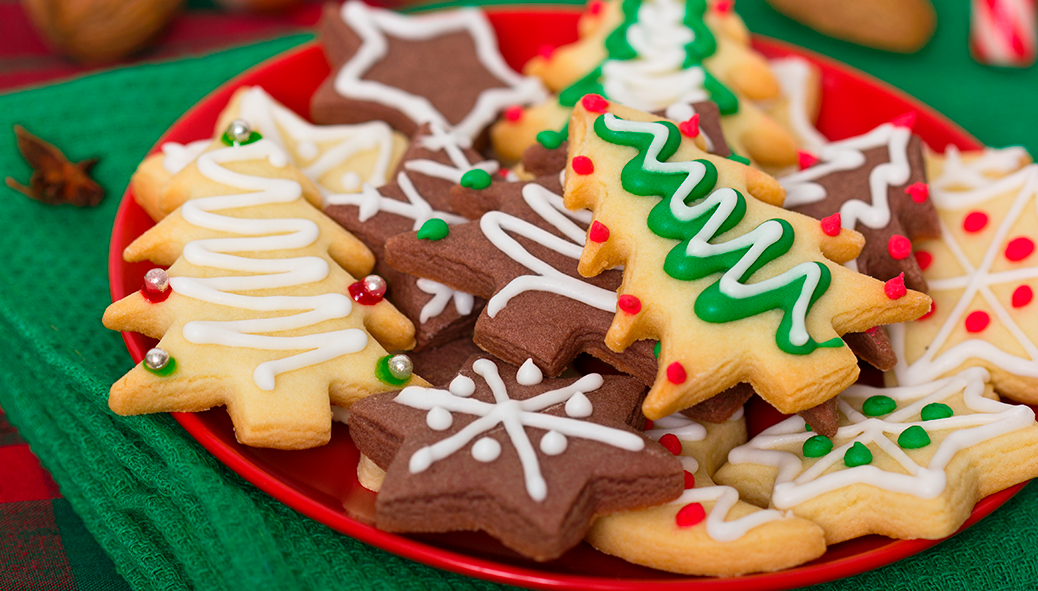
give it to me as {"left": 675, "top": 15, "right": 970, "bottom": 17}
{"left": 537, "top": 44, "right": 555, "bottom": 60}
{"left": 348, "top": 280, "right": 384, "bottom": 305}
{"left": 572, "top": 156, "right": 595, "bottom": 175}
{"left": 666, "top": 362, "right": 687, "bottom": 384}
{"left": 140, "top": 286, "right": 170, "bottom": 303}
{"left": 965, "top": 310, "right": 990, "bottom": 333}
{"left": 675, "top": 503, "right": 707, "bottom": 528}
{"left": 919, "top": 300, "right": 936, "bottom": 320}
{"left": 678, "top": 114, "right": 700, "bottom": 138}
{"left": 683, "top": 470, "right": 696, "bottom": 489}
{"left": 1012, "top": 285, "right": 1034, "bottom": 308}
{"left": 588, "top": 0, "right": 604, "bottom": 15}
{"left": 915, "top": 250, "right": 933, "bottom": 271}
{"left": 618, "top": 294, "right": 642, "bottom": 314}
{"left": 890, "top": 111, "right": 917, "bottom": 130}
{"left": 904, "top": 182, "right": 929, "bottom": 203}
{"left": 888, "top": 234, "right": 912, "bottom": 260}
{"left": 797, "top": 150, "right": 819, "bottom": 170}
{"left": 1005, "top": 237, "right": 1035, "bottom": 262}
{"left": 713, "top": 0, "right": 734, "bottom": 14}
{"left": 581, "top": 94, "right": 609, "bottom": 113}
{"left": 658, "top": 433, "right": 682, "bottom": 455}
{"left": 884, "top": 273, "right": 907, "bottom": 300}
{"left": 588, "top": 220, "right": 610, "bottom": 243}
{"left": 963, "top": 211, "right": 989, "bottom": 233}
{"left": 503, "top": 106, "right": 523, "bottom": 122}
{"left": 820, "top": 213, "right": 841, "bottom": 237}
{"left": 642, "top": 419, "right": 654, "bottom": 431}
{"left": 865, "top": 326, "right": 878, "bottom": 334}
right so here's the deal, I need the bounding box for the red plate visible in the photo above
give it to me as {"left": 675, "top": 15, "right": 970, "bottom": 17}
{"left": 108, "top": 7, "right": 1024, "bottom": 590}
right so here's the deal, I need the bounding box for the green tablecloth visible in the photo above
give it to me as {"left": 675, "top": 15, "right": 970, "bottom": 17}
{"left": 1, "top": 1, "right": 1037, "bottom": 590}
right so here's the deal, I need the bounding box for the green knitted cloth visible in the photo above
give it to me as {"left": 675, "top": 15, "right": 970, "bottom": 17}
{"left": 1, "top": 2, "right": 1037, "bottom": 590}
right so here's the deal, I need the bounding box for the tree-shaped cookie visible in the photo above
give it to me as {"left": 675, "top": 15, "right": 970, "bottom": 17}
{"left": 104, "top": 122, "right": 425, "bottom": 449}
{"left": 564, "top": 100, "right": 932, "bottom": 420}
{"left": 347, "top": 355, "right": 683, "bottom": 561}
{"left": 490, "top": 0, "right": 798, "bottom": 166}
{"left": 889, "top": 148, "right": 1038, "bottom": 403}
{"left": 716, "top": 368, "right": 1038, "bottom": 543}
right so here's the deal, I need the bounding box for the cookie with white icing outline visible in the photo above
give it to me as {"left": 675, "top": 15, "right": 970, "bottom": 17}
{"left": 716, "top": 367, "right": 1038, "bottom": 543}
{"left": 347, "top": 355, "right": 683, "bottom": 561}
{"left": 104, "top": 126, "right": 424, "bottom": 449}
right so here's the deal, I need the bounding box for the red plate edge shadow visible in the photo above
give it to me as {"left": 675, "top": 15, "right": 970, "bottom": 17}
{"left": 106, "top": 7, "right": 1026, "bottom": 591}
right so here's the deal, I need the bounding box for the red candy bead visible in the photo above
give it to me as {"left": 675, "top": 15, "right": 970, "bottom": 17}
{"left": 683, "top": 470, "right": 696, "bottom": 489}
{"left": 820, "top": 213, "right": 842, "bottom": 237}
{"left": 1006, "top": 237, "right": 1035, "bottom": 262}
{"left": 537, "top": 44, "right": 555, "bottom": 60}
{"left": 588, "top": 220, "right": 610, "bottom": 243}
{"left": 618, "top": 294, "right": 642, "bottom": 314}
{"left": 658, "top": 433, "right": 682, "bottom": 455}
{"left": 888, "top": 234, "right": 912, "bottom": 260}
{"left": 503, "top": 106, "right": 523, "bottom": 122}
{"left": 1013, "top": 285, "right": 1034, "bottom": 308}
{"left": 666, "top": 361, "right": 687, "bottom": 384}
{"left": 890, "top": 111, "right": 917, "bottom": 130}
{"left": 678, "top": 114, "right": 700, "bottom": 138}
{"left": 797, "top": 150, "right": 819, "bottom": 170}
{"left": 905, "top": 182, "right": 929, "bottom": 203}
{"left": 965, "top": 310, "right": 990, "bottom": 333}
{"left": 885, "top": 273, "right": 907, "bottom": 300}
{"left": 963, "top": 211, "right": 989, "bottom": 233}
{"left": 915, "top": 250, "right": 933, "bottom": 271}
{"left": 919, "top": 300, "right": 936, "bottom": 320}
{"left": 581, "top": 94, "right": 609, "bottom": 113}
{"left": 572, "top": 156, "right": 595, "bottom": 175}
{"left": 675, "top": 502, "right": 707, "bottom": 527}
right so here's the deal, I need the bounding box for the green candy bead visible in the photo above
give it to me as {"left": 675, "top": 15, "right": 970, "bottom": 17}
{"left": 802, "top": 435, "right": 832, "bottom": 458}
{"left": 653, "top": 341, "right": 661, "bottom": 358}
{"left": 862, "top": 395, "right": 897, "bottom": 417}
{"left": 898, "top": 425, "right": 931, "bottom": 449}
{"left": 844, "top": 441, "right": 873, "bottom": 467}
{"left": 921, "top": 402, "right": 954, "bottom": 421}
{"left": 536, "top": 130, "right": 563, "bottom": 150}
{"left": 417, "top": 218, "right": 449, "bottom": 241}
{"left": 460, "top": 169, "right": 492, "bottom": 190}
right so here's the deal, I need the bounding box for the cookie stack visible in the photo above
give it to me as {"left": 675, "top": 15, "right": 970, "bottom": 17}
{"left": 103, "top": 0, "right": 1038, "bottom": 577}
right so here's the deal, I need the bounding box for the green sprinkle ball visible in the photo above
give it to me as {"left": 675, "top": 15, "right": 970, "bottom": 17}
{"left": 898, "top": 425, "right": 931, "bottom": 449}
{"left": 921, "top": 402, "right": 954, "bottom": 421}
{"left": 417, "top": 218, "right": 449, "bottom": 241}
{"left": 862, "top": 395, "right": 896, "bottom": 417}
{"left": 536, "top": 130, "right": 564, "bottom": 150}
{"left": 460, "top": 169, "right": 493, "bottom": 190}
{"left": 802, "top": 435, "right": 832, "bottom": 458}
{"left": 844, "top": 441, "right": 873, "bottom": 467}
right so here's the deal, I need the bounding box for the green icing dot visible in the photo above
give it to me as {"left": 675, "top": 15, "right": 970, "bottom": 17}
{"left": 844, "top": 441, "right": 873, "bottom": 467}
{"left": 536, "top": 130, "right": 564, "bottom": 150}
{"left": 862, "top": 395, "right": 896, "bottom": 417}
{"left": 221, "top": 130, "right": 262, "bottom": 147}
{"left": 898, "top": 425, "right": 931, "bottom": 449}
{"left": 144, "top": 356, "right": 177, "bottom": 377}
{"left": 802, "top": 435, "right": 832, "bottom": 458}
{"left": 921, "top": 402, "right": 954, "bottom": 421}
{"left": 374, "top": 355, "right": 410, "bottom": 387}
{"left": 417, "top": 218, "right": 449, "bottom": 241}
{"left": 727, "top": 152, "right": 750, "bottom": 165}
{"left": 653, "top": 341, "right": 661, "bottom": 358}
{"left": 460, "top": 169, "right": 492, "bottom": 190}
{"left": 805, "top": 423, "right": 813, "bottom": 432}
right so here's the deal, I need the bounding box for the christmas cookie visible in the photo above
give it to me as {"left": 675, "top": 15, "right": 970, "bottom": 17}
{"left": 311, "top": 1, "right": 547, "bottom": 145}
{"left": 716, "top": 368, "right": 1038, "bottom": 543}
{"left": 889, "top": 148, "right": 1038, "bottom": 403}
{"left": 564, "top": 100, "right": 932, "bottom": 422}
{"left": 324, "top": 123, "right": 493, "bottom": 350}
{"left": 104, "top": 120, "right": 424, "bottom": 449}
{"left": 491, "top": 0, "right": 799, "bottom": 166}
{"left": 764, "top": 57, "right": 827, "bottom": 157}
{"left": 347, "top": 355, "right": 684, "bottom": 561}
{"left": 587, "top": 411, "right": 828, "bottom": 576}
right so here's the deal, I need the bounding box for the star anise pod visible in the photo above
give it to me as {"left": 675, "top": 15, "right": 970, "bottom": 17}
{"left": 6, "top": 125, "right": 104, "bottom": 207}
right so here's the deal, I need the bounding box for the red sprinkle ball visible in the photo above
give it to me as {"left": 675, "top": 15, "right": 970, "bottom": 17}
{"left": 904, "top": 182, "right": 929, "bottom": 203}
{"left": 572, "top": 155, "right": 595, "bottom": 175}
{"left": 658, "top": 433, "right": 682, "bottom": 455}
{"left": 713, "top": 0, "right": 734, "bottom": 14}
{"left": 962, "top": 211, "right": 989, "bottom": 233}
{"left": 820, "top": 213, "right": 842, "bottom": 237}
{"left": 503, "top": 106, "right": 523, "bottom": 122}
{"left": 1005, "top": 237, "right": 1035, "bottom": 262}
{"left": 588, "top": 220, "right": 610, "bottom": 243}
{"left": 797, "top": 150, "right": 819, "bottom": 170}
{"left": 965, "top": 310, "right": 990, "bottom": 333}
{"left": 1013, "top": 285, "right": 1034, "bottom": 308}
{"left": 587, "top": 0, "right": 604, "bottom": 15}
{"left": 885, "top": 273, "right": 907, "bottom": 300}
{"left": 675, "top": 502, "right": 707, "bottom": 528}
{"left": 537, "top": 44, "right": 555, "bottom": 60}
{"left": 683, "top": 470, "right": 696, "bottom": 489}
{"left": 890, "top": 111, "right": 917, "bottom": 130}
{"left": 678, "top": 114, "right": 700, "bottom": 138}
{"left": 919, "top": 300, "right": 936, "bottom": 320}
{"left": 348, "top": 279, "right": 385, "bottom": 305}
{"left": 888, "top": 234, "right": 912, "bottom": 260}
{"left": 915, "top": 250, "right": 933, "bottom": 271}
{"left": 666, "top": 361, "right": 688, "bottom": 384}
{"left": 582, "top": 93, "right": 609, "bottom": 113}
{"left": 618, "top": 294, "right": 642, "bottom": 315}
